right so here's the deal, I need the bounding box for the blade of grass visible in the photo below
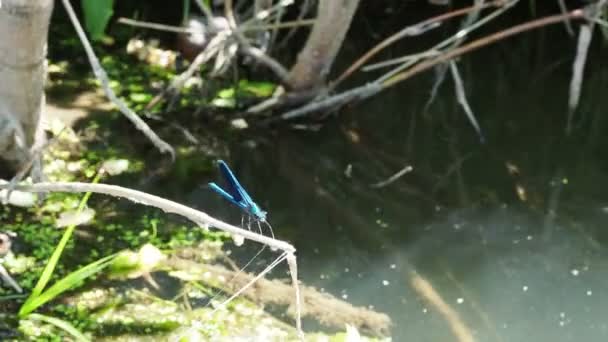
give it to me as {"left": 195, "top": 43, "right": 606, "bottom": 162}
{"left": 28, "top": 313, "right": 91, "bottom": 342}
{"left": 29, "top": 172, "right": 102, "bottom": 298}
{"left": 19, "top": 253, "right": 116, "bottom": 316}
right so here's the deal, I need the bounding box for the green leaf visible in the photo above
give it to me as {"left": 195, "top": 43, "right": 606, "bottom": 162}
{"left": 28, "top": 174, "right": 100, "bottom": 299}
{"left": 81, "top": 0, "right": 114, "bottom": 41}
{"left": 20, "top": 173, "right": 105, "bottom": 316}
{"left": 19, "top": 254, "right": 117, "bottom": 317}
{"left": 28, "top": 313, "right": 91, "bottom": 342}
{"left": 239, "top": 80, "right": 276, "bottom": 97}
{"left": 217, "top": 87, "right": 236, "bottom": 99}
{"left": 129, "top": 93, "right": 151, "bottom": 103}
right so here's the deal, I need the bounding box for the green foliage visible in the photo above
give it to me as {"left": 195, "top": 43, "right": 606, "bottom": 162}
{"left": 81, "top": 0, "right": 114, "bottom": 41}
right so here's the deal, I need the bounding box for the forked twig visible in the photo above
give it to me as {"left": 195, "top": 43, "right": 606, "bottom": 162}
{"left": 382, "top": 9, "right": 586, "bottom": 87}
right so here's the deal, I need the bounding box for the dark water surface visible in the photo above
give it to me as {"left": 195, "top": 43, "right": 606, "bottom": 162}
{"left": 146, "top": 9, "right": 608, "bottom": 341}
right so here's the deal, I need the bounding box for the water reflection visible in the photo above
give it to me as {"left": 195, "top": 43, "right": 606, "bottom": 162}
{"left": 177, "top": 21, "right": 608, "bottom": 341}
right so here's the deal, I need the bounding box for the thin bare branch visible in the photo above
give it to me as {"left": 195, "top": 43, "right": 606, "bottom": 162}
{"left": 557, "top": 0, "right": 575, "bottom": 36}
{"left": 410, "top": 272, "right": 474, "bottom": 342}
{"left": 61, "top": 0, "right": 174, "bottom": 159}
{"left": 382, "top": 9, "right": 586, "bottom": 88}
{"left": 565, "top": 0, "right": 606, "bottom": 134}
{"left": 277, "top": 0, "right": 313, "bottom": 49}
{"left": 277, "top": 82, "right": 382, "bottom": 121}
{"left": 0, "top": 181, "right": 295, "bottom": 253}
{"left": 4, "top": 128, "right": 64, "bottom": 202}
{"left": 377, "top": 0, "right": 518, "bottom": 84}
{"left": 273, "top": 8, "right": 587, "bottom": 121}
{"left": 332, "top": 0, "right": 510, "bottom": 89}
{"left": 242, "top": 45, "right": 291, "bottom": 83}
{"left": 287, "top": 253, "right": 304, "bottom": 340}
{"left": 0, "top": 264, "right": 22, "bottom": 293}
{"left": 118, "top": 17, "right": 195, "bottom": 34}
{"left": 566, "top": 24, "right": 592, "bottom": 134}
{"left": 422, "top": 64, "right": 449, "bottom": 113}
{"left": 449, "top": 61, "right": 484, "bottom": 142}
{"left": 370, "top": 165, "right": 413, "bottom": 188}
{"left": 422, "top": 0, "right": 486, "bottom": 115}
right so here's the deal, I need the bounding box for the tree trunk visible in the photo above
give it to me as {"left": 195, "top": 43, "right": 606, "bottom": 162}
{"left": 0, "top": 0, "right": 54, "bottom": 175}
{"left": 287, "top": 0, "right": 360, "bottom": 92}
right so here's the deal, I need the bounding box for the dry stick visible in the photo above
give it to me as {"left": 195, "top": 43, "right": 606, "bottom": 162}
{"left": 265, "top": 0, "right": 283, "bottom": 52}
{"left": 331, "top": 0, "right": 509, "bottom": 89}
{"left": 566, "top": 1, "right": 606, "bottom": 134}
{"left": 383, "top": 9, "right": 586, "bottom": 88}
{"left": 287, "top": 253, "right": 303, "bottom": 340}
{"left": 370, "top": 165, "right": 413, "bottom": 189}
{"left": 4, "top": 128, "right": 66, "bottom": 202}
{"left": 443, "top": 268, "right": 503, "bottom": 342}
{"left": 566, "top": 24, "right": 592, "bottom": 135}
{"left": 0, "top": 182, "right": 295, "bottom": 253}
{"left": 277, "top": 0, "right": 313, "bottom": 49}
{"left": 242, "top": 46, "right": 291, "bottom": 85}
{"left": 118, "top": 17, "right": 315, "bottom": 34}
{"left": 61, "top": 0, "right": 174, "bottom": 159}
{"left": 193, "top": 0, "right": 216, "bottom": 23}
{"left": 277, "top": 82, "right": 383, "bottom": 121}
{"left": 429, "top": 0, "right": 486, "bottom": 120}
{"left": 0, "top": 265, "right": 22, "bottom": 293}
{"left": 449, "top": 61, "right": 484, "bottom": 142}
{"left": 246, "top": 19, "right": 316, "bottom": 31}
{"left": 410, "top": 272, "right": 474, "bottom": 342}
{"left": 557, "top": 0, "right": 575, "bottom": 36}
{"left": 118, "top": 17, "right": 196, "bottom": 34}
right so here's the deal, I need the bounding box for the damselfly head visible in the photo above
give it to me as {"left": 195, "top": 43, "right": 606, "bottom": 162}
{"left": 253, "top": 207, "right": 267, "bottom": 222}
{"left": 248, "top": 202, "right": 267, "bottom": 222}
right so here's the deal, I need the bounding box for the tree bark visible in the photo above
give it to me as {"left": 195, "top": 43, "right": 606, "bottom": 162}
{"left": 0, "top": 0, "right": 53, "bottom": 174}
{"left": 287, "top": 0, "right": 360, "bottom": 91}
